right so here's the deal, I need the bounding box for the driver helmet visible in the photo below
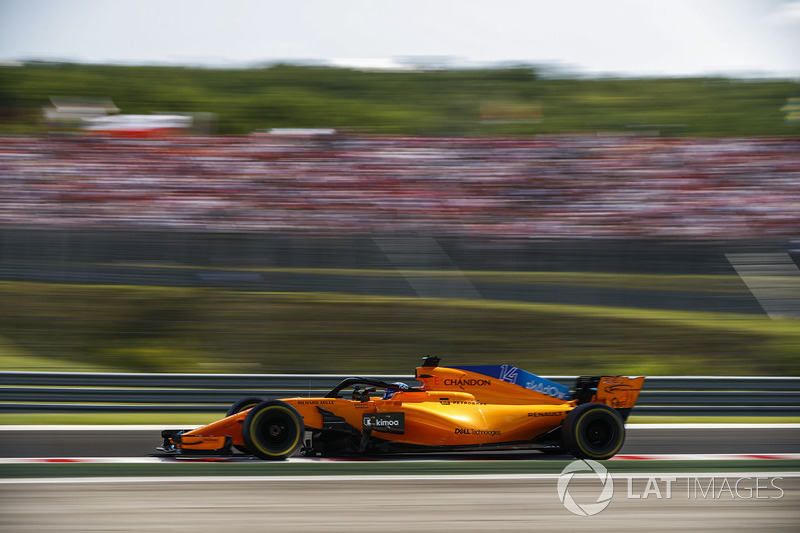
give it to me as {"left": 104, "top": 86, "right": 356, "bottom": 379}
{"left": 382, "top": 382, "right": 409, "bottom": 400}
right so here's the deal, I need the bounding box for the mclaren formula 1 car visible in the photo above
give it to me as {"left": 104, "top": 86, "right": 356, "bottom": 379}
{"left": 157, "top": 357, "right": 645, "bottom": 460}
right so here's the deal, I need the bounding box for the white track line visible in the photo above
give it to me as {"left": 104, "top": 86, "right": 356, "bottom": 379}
{"left": 0, "top": 457, "right": 164, "bottom": 463}
{"left": 613, "top": 454, "right": 800, "bottom": 460}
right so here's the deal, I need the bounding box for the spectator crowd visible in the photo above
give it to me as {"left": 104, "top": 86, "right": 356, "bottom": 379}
{"left": 0, "top": 134, "right": 798, "bottom": 238}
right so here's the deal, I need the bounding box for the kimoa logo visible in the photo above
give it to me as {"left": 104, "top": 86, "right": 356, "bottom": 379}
{"left": 557, "top": 459, "right": 614, "bottom": 516}
{"left": 362, "top": 413, "right": 405, "bottom": 433}
{"left": 364, "top": 417, "right": 400, "bottom": 427}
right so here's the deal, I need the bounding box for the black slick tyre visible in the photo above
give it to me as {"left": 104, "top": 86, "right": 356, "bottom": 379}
{"left": 561, "top": 403, "right": 625, "bottom": 460}
{"left": 242, "top": 400, "right": 305, "bottom": 460}
{"left": 226, "top": 397, "right": 265, "bottom": 417}
{"left": 226, "top": 397, "right": 265, "bottom": 454}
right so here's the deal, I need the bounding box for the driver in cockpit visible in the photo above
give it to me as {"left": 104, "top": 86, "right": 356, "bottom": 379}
{"left": 382, "top": 382, "right": 410, "bottom": 400}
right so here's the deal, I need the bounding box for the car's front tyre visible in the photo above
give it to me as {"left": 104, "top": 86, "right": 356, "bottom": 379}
{"left": 226, "top": 396, "right": 265, "bottom": 418}
{"left": 242, "top": 400, "right": 305, "bottom": 460}
{"left": 226, "top": 397, "right": 265, "bottom": 454}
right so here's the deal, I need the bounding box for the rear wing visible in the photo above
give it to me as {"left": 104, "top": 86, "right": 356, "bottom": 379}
{"left": 572, "top": 376, "right": 645, "bottom": 421}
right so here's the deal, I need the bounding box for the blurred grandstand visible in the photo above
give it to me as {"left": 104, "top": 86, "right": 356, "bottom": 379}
{"left": 0, "top": 134, "right": 798, "bottom": 239}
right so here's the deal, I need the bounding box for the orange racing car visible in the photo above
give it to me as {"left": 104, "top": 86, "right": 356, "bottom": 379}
{"left": 157, "top": 357, "right": 644, "bottom": 460}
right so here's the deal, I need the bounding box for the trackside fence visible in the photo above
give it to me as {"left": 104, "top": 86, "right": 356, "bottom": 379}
{"left": 1, "top": 372, "right": 799, "bottom": 416}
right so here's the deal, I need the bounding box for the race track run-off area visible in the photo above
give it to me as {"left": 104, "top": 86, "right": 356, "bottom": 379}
{"left": 1, "top": 423, "right": 799, "bottom": 531}
{"left": 1, "top": 475, "right": 798, "bottom": 532}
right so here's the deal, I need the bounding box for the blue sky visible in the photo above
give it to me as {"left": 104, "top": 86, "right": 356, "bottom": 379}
{"left": 1, "top": 0, "right": 799, "bottom": 77}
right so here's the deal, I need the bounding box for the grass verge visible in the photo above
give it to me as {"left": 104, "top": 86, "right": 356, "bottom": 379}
{"left": 104, "top": 264, "right": 750, "bottom": 294}
{"left": 2, "top": 281, "right": 799, "bottom": 375}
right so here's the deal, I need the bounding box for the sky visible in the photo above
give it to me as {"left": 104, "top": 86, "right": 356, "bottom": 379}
{"left": 1, "top": 0, "right": 799, "bottom": 77}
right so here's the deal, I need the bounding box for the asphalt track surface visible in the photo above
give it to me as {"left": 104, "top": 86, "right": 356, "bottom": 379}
{"left": 1, "top": 425, "right": 798, "bottom": 458}
{"left": 1, "top": 477, "right": 798, "bottom": 532}
{"left": 2, "top": 426, "right": 798, "bottom": 531}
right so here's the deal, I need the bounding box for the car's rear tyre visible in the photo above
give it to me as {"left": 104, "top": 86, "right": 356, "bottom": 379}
{"left": 561, "top": 403, "right": 625, "bottom": 460}
{"left": 226, "top": 397, "right": 265, "bottom": 454}
{"left": 242, "top": 400, "right": 305, "bottom": 460}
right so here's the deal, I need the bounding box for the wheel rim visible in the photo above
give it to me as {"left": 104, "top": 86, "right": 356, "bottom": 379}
{"left": 255, "top": 411, "right": 297, "bottom": 452}
{"left": 584, "top": 418, "right": 615, "bottom": 449}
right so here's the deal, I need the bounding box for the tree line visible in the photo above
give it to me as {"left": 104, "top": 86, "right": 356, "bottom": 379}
{"left": 1, "top": 62, "right": 798, "bottom": 136}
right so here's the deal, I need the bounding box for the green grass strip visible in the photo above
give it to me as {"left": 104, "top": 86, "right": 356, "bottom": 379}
{"left": 240, "top": 290, "right": 800, "bottom": 338}
{"left": 3, "top": 281, "right": 799, "bottom": 375}
{"left": 100, "top": 263, "right": 748, "bottom": 294}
